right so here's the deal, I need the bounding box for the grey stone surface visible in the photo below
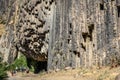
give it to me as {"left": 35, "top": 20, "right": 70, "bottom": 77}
{"left": 0, "top": 0, "right": 18, "bottom": 63}
{"left": 0, "top": 0, "right": 120, "bottom": 70}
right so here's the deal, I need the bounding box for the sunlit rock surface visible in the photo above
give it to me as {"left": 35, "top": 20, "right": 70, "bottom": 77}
{"left": 1, "top": 0, "right": 120, "bottom": 71}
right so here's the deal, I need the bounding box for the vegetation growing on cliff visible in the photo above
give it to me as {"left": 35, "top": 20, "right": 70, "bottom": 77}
{"left": 0, "top": 54, "right": 28, "bottom": 79}
{"left": 0, "top": 63, "right": 8, "bottom": 79}
{"left": 7, "top": 54, "right": 28, "bottom": 71}
{"left": 0, "top": 55, "right": 8, "bottom": 80}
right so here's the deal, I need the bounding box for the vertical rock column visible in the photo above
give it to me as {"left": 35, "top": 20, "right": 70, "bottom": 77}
{"left": 48, "top": 0, "right": 72, "bottom": 70}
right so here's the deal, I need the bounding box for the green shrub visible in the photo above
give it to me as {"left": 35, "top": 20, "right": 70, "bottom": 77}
{"left": 0, "top": 63, "right": 8, "bottom": 80}
{"left": 0, "top": 54, "right": 29, "bottom": 79}
{"left": 7, "top": 54, "right": 28, "bottom": 71}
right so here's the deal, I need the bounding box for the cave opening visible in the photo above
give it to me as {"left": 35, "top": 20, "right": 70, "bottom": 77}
{"left": 69, "top": 30, "right": 72, "bottom": 35}
{"left": 34, "top": 61, "right": 47, "bottom": 73}
{"left": 27, "top": 58, "right": 47, "bottom": 74}
{"left": 117, "top": 6, "right": 120, "bottom": 17}
{"left": 82, "top": 32, "right": 88, "bottom": 42}
{"left": 81, "top": 43, "right": 86, "bottom": 51}
{"left": 73, "top": 51, "right": 80, "bottom": 57}
{"left": 82, "top": 24, "right": 94, "bottom": 42}
{"left": 69, "top": 23, "right": 72, "bottom": 29}
{"left": 88, "top": 24, "right": 94, "bottom": 41}
{"left": 69, "top": 23, "right": 72, "bottom": 35}
{"left": 100, "top": 3, "right": 104, "bottom": 10}
{"left": 68, "top": 38, "right": 70, "bottom": 44}
{"left": 49, "top": 0, "right": 54, "bottom": 5}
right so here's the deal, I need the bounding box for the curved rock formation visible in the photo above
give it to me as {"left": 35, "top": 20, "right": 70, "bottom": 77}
{"left": 15, "top": 0, "right": 55, "bottom": 61}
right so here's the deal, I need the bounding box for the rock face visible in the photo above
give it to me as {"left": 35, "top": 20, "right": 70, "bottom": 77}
{"left": 1, "top": 0, "right": 120, "bottom": 71}
{"left": 48, "top": 0, "right": 120, "bottom": 70}
{"left": 15, "top": 0, "right": 54, "bottom": 61}
{"left": 0, "top": 0, "right": 8, "bottom": 20}
{"left": 0, "top": 0, "right": 15, "bottom": 22}
{"left": 0, "top": 0, "right": 18, "bottom": 63}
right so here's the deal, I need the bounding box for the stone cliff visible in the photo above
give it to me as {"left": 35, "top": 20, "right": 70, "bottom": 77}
{"left": 0, "top": 0, "right": 18, "bottom": 63}
{"left": 0, "top": 0, "right": 120, "bottom": 71}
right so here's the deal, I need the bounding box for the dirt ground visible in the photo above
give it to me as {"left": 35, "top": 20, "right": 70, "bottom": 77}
{"left": 6, "top": 67, "right": 120, "bottom": 80}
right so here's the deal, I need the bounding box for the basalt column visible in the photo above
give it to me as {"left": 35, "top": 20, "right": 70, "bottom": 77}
{"left": 48, "top": 0, "right": 120, "bottom": 70}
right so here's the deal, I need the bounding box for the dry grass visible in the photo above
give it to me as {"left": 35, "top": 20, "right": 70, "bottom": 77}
{"left": 7, "top": 67, "right": 120, "bottom": 80}
{"left": 0, "top": 24, "right": 5, "bottom": 36}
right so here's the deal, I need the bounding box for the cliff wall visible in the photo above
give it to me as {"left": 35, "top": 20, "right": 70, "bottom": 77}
{"left": 0, "top": 0, "right": 120, "bottom": 71}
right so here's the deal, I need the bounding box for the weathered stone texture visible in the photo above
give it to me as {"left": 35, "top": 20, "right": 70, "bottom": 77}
{"left": 1, "top": 0, "right": 120, "bottom": 70}
{"left": 0, "top": 0, "right": 18, "bottom": 63}
{"left": 48, "top": 0, "right": 120, "bottom": 70}
{"left": 15, "top": 0, "right": 55, "bottom": 61}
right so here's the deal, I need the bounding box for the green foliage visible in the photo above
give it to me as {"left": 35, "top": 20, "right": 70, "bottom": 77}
{"left": 0, "top": 54, "right": 37, "bottom": 79}
{"left": 29, "top": 66, "right": 35, "bottom": 72}
{"left": 7, "top": 54, "right": 28, "bottom": 71}
{"left": 0, "top": 63, "right": 8, "bottom": 80}
{"left": 0, "top": 16, "right": 6, "bottom": 24}
{"left": 0, "top": 20, "right": 6, "bottom": 24}
{"left": 7, "top": 54, "right": 36, "bottom": 73}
